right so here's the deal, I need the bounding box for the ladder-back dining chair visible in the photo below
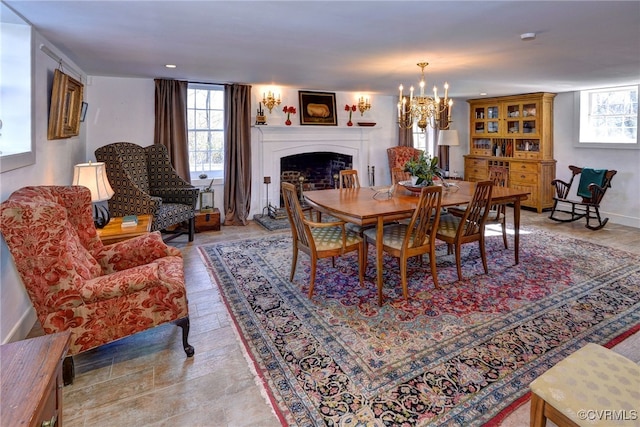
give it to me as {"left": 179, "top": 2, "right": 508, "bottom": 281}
{"left": 363, "top": 185, "right": 443, "bottom": 305}
{"left": 448, "top": 166, "right": 509, "bottom": 249}
{"left": 436, "top": 180, "right": 493, "bottom": 282}
{"left": 281, "top": 182, "right": 364, "bottom": 299}
{"left": 391, "top": 167, "right": 412, "bottom": 185}
{"left": 339, "top": 169, "right": 361, "bottom": 189}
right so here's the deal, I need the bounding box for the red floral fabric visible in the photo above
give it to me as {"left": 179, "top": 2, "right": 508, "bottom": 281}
{"left": 387, "top": 146, "right": 424, "bottom": 178}
{"left": 0, "top": 186, "right": 189, "bottom": 355}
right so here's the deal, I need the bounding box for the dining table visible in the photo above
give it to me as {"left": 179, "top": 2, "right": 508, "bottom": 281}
{"left": 304, "top": 181, "right": 530, "bottom": 305}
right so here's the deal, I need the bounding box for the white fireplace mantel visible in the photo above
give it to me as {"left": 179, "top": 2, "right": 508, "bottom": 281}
{"left": 252, "top": 125, "right": 378, "bottom": 211}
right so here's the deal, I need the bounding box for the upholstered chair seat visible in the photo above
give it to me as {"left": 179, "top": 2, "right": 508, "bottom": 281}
{"left": 529, "top": 343, "right": 640, "bottom": 427}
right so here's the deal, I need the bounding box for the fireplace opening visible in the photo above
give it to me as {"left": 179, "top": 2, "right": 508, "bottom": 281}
{"left": 279, "top": 152, "right": 353, "bottom": 206}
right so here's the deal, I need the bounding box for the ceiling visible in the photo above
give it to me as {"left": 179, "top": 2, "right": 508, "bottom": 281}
{"left": 4, "top": 1, "right": 640, "bottom": 99}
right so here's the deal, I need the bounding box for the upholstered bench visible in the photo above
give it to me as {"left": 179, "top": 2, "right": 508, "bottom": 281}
{"left": 529, "top": 343, "right": 639, "bottom": 427}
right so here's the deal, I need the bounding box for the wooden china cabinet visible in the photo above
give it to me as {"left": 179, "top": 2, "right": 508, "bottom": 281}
{"left": 464, "top": 92, "right": 556, "bottom": 213}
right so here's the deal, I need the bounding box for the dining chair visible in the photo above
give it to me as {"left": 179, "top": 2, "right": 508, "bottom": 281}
{"left": 339, "top": 169, "right": 360, "bottom": 189}
{"left": 436, "top": 180, "right": 493, "bottom": 282}
{"left": 363, "top": 186, "right": 443, "bottom": 304}
{"left": 448, "top": 166, "right": 509, "bottom": 249}
{"left": 391, "top": 167, "right": 411, "bottom": 185}
{"left": 281, "top": 182, "right": 364, "bottom": 298}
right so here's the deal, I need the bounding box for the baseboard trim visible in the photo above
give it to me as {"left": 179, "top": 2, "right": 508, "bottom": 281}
{"left": 1, "top": 307, "right": 37, "bottom": 344}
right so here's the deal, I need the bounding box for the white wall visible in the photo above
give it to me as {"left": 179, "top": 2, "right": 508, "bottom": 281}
{"left": 85, "top": 76, "right": 155, "bottom": 158}
{"left": 553, "top": 92, "right": 640, "bottom": 228}
{"left": 1, "top": 31, "right": 87, "bottom": 343}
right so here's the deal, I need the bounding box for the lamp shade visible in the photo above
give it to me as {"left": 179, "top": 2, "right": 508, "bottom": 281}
{"left": 72, "top": 162, "right": 114, "bottom": 202}
{"left": 438, "top": 129, "right": 460, "bottom": 146}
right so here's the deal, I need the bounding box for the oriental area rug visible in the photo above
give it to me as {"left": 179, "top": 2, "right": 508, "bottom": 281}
{"left": 198, "top": 228, "right": 640, "bottom": 426}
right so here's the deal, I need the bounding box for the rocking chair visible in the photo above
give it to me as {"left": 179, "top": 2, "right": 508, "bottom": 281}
{"left": 549, "top": 165, "right": 617, "bottom": 230}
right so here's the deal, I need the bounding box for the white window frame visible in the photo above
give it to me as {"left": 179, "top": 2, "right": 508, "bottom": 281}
{"left": 574, "top": 84, "right": 639, "bottom": 149}
{"left": 187, "top": 83, "right": 224, "bottom": 183}
{"left": 412, "top": 124, "right": 436, "bottom": 157}
{"left": 0, "top": 3, "right": 35, "bottom": 173}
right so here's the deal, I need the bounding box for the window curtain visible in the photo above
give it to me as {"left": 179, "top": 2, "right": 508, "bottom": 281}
{"left": 154, "top": 79, "right": 191, "bottom": 182}
{"left": 434, "top": 128, "right": 448, "bottom": 168}
{"left": 436, "top": 101, "right": 451, "bottom": 168}
{"left": 398, "top": 95, "right": 414, "bottom": 147}
{"left": 223, "top": 84, "right": 252, "bottom": 226}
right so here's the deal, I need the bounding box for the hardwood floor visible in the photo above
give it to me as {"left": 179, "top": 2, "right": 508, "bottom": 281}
{"left": 27, "top": 208, "right": 640, "bottom": 426}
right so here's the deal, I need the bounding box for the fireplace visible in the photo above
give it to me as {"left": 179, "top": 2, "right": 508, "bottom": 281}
{"left": 254, "top": 126, "right": 374, "bottom": 213}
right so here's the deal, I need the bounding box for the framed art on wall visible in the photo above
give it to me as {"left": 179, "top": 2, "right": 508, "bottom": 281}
{"left": 47, "top": 69, "right": 84, "bottom": 139}
{"left": 299, "top": 91, "right": 337, "bottom": 126}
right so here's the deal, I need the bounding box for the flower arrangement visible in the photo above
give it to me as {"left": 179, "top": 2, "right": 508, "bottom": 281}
{"left": 344, "top": 104, "right": 356, "bottom": 126}
{"left": 283, "top": 106, "right": 296, "bottom": 126}
{"left": 403, "top": 152, "right": 442, "bottom": 186}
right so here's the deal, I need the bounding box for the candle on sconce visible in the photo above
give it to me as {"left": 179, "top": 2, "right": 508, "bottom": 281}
{"left": 444, "top": 82, "right": 449, "bottom": 100}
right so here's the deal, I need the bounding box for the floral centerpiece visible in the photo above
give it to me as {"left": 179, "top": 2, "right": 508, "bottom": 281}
{"left": 344, "top": 104, "right": 356, "bottom": 126}
{"left": 403, "top": 152, "right": 443, "bottom": 186}
{"left": 283, "top": 106, "right": 296, "bottom": 126}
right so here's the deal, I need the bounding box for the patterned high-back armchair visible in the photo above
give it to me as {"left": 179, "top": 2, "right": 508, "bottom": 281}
{"left": 95, "top": 142, "right": 198, "bottom": 242}
{"left": 387, "top": 146, "right": 424, "bottom": 182}
{"left": 0, "top": 186, "right": 194, "bottom": 383}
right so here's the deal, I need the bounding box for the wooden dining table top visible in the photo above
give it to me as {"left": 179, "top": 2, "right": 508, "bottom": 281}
{"left": 304, "top": 181, "right": 529, "bottom": 226}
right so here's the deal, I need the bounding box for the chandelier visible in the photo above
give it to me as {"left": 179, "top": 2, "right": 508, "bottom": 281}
{"left": 398, "top": 62, "right": 452, "bottom": 131}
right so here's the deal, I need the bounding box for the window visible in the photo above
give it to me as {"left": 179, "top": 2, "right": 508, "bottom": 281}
{"left": 577, "top": 85, "right": 639, "bottom": 148}
{"left": 412, "top": 124, "right": 436, "bottom": 157}
{"left": 187, "top": 84, "right": 224, "bottom": 180}
{"left": 0, "top": 3, "right": 35, "bottom": 172}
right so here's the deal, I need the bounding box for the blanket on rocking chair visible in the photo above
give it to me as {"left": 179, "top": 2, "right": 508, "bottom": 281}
{"left": 577, "top": 167, "right": 606, "bottom": 198}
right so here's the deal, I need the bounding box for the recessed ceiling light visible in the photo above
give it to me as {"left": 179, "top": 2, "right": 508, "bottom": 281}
{"left": 520, "top": 33, "right": 536, "bottom": 41}
{"left": 165, "top": 64, "right": 177, "bottom": 69}
{"left": 480, "top": 92, "right": 487, "bottom": 96}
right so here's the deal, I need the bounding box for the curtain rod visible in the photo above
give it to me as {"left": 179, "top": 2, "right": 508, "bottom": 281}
{"left": 39, "top": 44, "right": 84, "bottom": 83}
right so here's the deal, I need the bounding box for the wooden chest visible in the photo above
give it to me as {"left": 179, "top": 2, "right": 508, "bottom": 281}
{"left": 195, "top": 209, "right": 220, "bottom": 232}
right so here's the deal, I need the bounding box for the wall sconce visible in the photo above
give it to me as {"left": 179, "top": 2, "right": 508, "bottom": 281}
{"left": 262, "top": 91, "right": 281, "bottom": 113}
{"left": 358, "top": 96, "right": 371, "bottom": 116}
{"left": 72, "top": 161, "right": 114, "bottom": 228}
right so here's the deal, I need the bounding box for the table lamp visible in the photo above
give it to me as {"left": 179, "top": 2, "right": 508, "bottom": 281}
{"left": 72, "top": 161, "right": 115, "bottom": 228}
{"left": 437, "top": 129, "right": 460, "bottom": 177}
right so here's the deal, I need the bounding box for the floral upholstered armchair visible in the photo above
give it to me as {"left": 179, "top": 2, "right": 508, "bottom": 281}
{"left": 386, "top": 146, "right": 424, "bottom": 183}
{"left": 0, "top": 186, "right": 194, "bottom": 384}
{"left": 95, "top": 142, "right": 198, "bottom": 242}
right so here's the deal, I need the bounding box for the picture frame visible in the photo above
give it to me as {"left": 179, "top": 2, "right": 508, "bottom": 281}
{"left": 47, "top": 69, "right": 84, "bottom": 140}
{"left": 298, "top": 91, "right": 337, "bottom": 126}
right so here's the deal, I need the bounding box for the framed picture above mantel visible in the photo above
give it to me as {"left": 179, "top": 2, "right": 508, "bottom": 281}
{"left": 299, "top": 91, "right": 337, "bottom": 126}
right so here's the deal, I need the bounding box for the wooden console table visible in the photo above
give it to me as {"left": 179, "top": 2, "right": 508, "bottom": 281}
{"left": 97, "top": 214, "right": 152, "bottom": 245}
{"left": 1, "top": 331, "right": 71, "bottom": 427}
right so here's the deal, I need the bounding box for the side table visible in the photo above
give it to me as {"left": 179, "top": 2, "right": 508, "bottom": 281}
{"left": 97, "top": 214, "right": 153, "bottom": 245}
{"left": 1, "top": 331, "right": 71, "bottom": 427}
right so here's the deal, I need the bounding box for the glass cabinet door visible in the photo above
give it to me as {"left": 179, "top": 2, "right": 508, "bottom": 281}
{"left": 471, "top": 104, "right": 500, "bottom": 135}
{"left": 504, "top": 101, "right": 539, "bottom": 136}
